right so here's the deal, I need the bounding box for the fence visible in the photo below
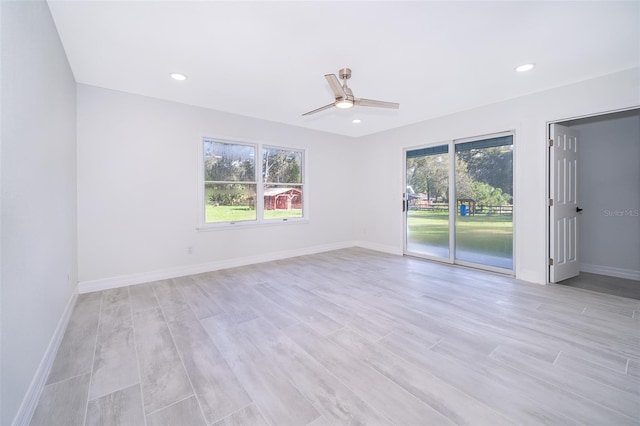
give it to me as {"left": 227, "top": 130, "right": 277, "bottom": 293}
{"left": 409, "top": 201, "right": 512, "bottom": 215}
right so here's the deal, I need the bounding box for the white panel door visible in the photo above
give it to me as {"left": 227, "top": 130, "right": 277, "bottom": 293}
{"left": 550, "top": 124, "right": 580, "bottom": 282}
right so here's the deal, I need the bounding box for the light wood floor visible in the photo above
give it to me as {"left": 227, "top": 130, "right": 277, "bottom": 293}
{"left": 31, "top": 248, "right": 640, "bottom": 425}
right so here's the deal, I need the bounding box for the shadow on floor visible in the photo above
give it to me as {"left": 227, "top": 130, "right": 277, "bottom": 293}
{"left": 559, "top": 272, "right": 640, "bottom": 300}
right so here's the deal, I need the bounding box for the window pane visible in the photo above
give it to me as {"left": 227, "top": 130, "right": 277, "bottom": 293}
{"left": 455, "top": 138, "right": 513, "bottom": 269}
{"left": 204, "top": 140, "right": 255, "bottom": 182}
{"left": 263, "top": 148, "right": 302, "bottom": 183}
{"left": 205, "top": 183, "right": 257, "bottom": 223}
{"left": 263, "top": 185, "right": 303, "bottom": 220}
{"left": 406, "top": 147, "right": 450, "bottom": 259}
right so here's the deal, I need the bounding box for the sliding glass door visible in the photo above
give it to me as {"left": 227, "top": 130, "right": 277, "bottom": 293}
{"left": 405, "top": 133, "right": 514, "bottom": 273}
{"left": 405, "top": 145, "right": 450, "bottom": 260}
{"left": 454, "top": 135, "right": 513, "bottom": 270}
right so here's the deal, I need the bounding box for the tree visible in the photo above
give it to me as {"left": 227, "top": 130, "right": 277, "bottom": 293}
{"left": 204, "top": 142, "right": 255, "bottom": 182}
{"left": 472, "top": 182, "right": 512, "bottom": 206}
{"left": 263, "top": 150, "right": 301, "bottom": 183}
{"left": 454, "top": 157, "right": 474, "bottom": 200}
{"left": 407, "top": 147, "right": 513, "bottom": 207}
{"left": 407, "top": 155, "right": 448, "bottom": 201}
{"left": 456, "top": 147, "right": 512, "bottom": 197}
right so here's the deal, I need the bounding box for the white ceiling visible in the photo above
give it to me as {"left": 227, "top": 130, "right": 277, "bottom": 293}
{"left": 47, "top": 1, "right": 640, "bottom": 138}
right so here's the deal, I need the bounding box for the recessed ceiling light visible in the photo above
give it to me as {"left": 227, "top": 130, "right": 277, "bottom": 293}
{"left": 352, "top": 119, "right": 362, "bottom": 124}
{"left": 515, "top": 63, "right": 535, "bottom": 72}
{"left": 170, "top": 73, "right": 187, "bottom": 81}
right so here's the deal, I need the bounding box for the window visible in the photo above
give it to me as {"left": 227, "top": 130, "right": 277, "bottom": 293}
{"left": 201, "top": 138, "right": 305, "bottom": 227}
{"left": 263, "top": 147, "right": 304, "bottom": 220}
{"left": 203, "top": 140, "right": 257, "bottom": 223}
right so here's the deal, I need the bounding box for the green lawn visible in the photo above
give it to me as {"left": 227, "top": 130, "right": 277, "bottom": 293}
{"left": 407, "top": 210, "right": 512, "bottom": 257}
{"left": 204, "top": 206, "right": 510, "bottom": 258}
{"left": 205, "top": 205, "right": 302, "bottom": 223}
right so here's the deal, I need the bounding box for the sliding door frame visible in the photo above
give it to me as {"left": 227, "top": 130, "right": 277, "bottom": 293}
{"left": 403, "top": 141, "right": 453, "bottom": 264}
{"left": 404, "top": 130, "right": 516, "bottom": 275}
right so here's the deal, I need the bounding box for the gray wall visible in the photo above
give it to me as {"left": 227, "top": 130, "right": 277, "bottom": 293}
{"left": 570, "top": 110, "right": 640, "bottom": 278}
{"left": 1, "top": 1, "right": 78, "bottom": 424}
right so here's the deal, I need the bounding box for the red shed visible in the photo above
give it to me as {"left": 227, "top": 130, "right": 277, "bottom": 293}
{"left": 264, "top": 187, "right": 302, "bottom": 210}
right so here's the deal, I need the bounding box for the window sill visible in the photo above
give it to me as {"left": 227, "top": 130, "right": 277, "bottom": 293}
{"left": 196, "top": 218, "right": 309, "bottom": 232}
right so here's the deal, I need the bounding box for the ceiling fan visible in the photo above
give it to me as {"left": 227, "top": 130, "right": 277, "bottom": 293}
{"left": 302, "top": 68, "right": 399, "bottom": 116}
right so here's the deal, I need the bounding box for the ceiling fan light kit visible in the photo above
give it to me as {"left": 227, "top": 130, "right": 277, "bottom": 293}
{"left": 302, "top": 68, "right": 399, "bottom": 116}
{"left": 335, "top": 99, "right": 354, "bottom": 109}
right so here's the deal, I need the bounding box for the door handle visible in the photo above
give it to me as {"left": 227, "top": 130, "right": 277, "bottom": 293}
{"left": 576, "top": 207, "right": 583, "bottom": 213}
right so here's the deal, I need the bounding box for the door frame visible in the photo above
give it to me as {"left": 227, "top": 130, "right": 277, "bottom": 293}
{"left": 545, "top": 106, "right": 640, "bottom": 284}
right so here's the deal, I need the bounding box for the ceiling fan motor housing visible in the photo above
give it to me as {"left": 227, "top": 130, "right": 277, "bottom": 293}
{"left": 339, "top": 68, "right": 352, "bottom": 80}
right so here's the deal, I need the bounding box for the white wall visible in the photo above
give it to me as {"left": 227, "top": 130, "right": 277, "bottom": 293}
{"left": 0, "top": 1, "right": 78, "bottom": 424}
{"left": 571, "top": 111, "right": 640, "bottom": 279}
{"left": 354, "top": 68, "right": 640, "bottom": 284}
{"left": 77, "top": 85, "right": 355, "bottom": 289}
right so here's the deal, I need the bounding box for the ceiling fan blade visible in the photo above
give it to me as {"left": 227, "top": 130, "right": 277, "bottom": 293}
{"left": 302, "top": 103, "right": 335, "bottom": 116}
{"left": 325, "top": 74, "right": 347, "bottom": 99}
{"left": 355, "top": 98, "right": 399, "bottom": 109}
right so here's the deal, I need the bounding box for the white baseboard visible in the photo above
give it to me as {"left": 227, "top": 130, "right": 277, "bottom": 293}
{"left": 580, "top": 263, "right": 640, "bottom": 281}
{"left": 354, "top": 240, "right": 403, "bottom": 256}
{"left": 12, "top": 288, "right": 78, "bottom": 426}
{"left": 78, "top": 241, "right": 359, "bottom": 294}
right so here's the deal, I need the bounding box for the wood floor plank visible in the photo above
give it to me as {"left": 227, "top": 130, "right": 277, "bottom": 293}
{"left": 379, "top": 331, "right": 579, "bottom": 425}
{"left": 554, "top": 351, "right": 640, "bottom": 396}
{"left": 628, "top": 359, "right": 640, "bottom": 378}
{"left": 582, "top": 304, "right": 640, "bottom": 326}
{"left": 174, "top": 274, "right": 225, "bottom": 319}
{"left": 152, "top": 279, "right": 191, "bottom": 322}
{"left": 329, "top": 327, "right": 514, "bottom": 425}
{"left": 85, "top": 384, "right": 145, "bottom": 426}
{"left": 128, "top": 282, "right": 159, "bottom": 313}
{"left": 166, "top": 308, "right": 252, "bottom": 425}
{"left": 101, "top": 287, "right": 129, "bottom": 309}
{"left": 429, "top": 333, "right": 635, "bottom": 425}
{"left": 444, "top": 294, "right": 632, "bottom": 371}
{"left": 89, "top": 303, "right": 138, "bottom": 401}
{"left": 198, "top": 277, "right": 259, "bottom": 324}
{"left": 233, "top": 284, "right": 299, "bottom": 329}
{"left": 255, "top": 284, "right": 343, "bottom": 336}
{"left": 304, "top": 415, "right": 333, "bottom": 426}
{"left": 336, "top": 270, "right": 627, "bottom": 369}
{"left": 47, "top": 293, "right": 101, "bottom": 384}
{"left": 239, "top": 319, "right": 393, "bottom": 425}
{"left": 490, "top": 345, "right": 640, "bottom": 421}
{"left": 284, "top": 323, "right": 455, "bottom": 425}
{"left": 30, "top": 373, "right": 91, "bottom": 426}
{"left": 211, "top": 404, "right": 268, "bottom": 426}
{"left": 276, "top": 283, "right": 392, "bottom": 341}
{"left": 201, "top": 314, "right": 321, "bottom": 426}
{"left": 404, "top": 295, "right": 561, "bottom": 363}
{"left": 310, "top": 284, "right": 408, "bottom": 336}
{"left": 146, "top": 395, "right": 206, "bottom": 426}
{"left": 132, "top": 307, "right": 193, "bottom": 414}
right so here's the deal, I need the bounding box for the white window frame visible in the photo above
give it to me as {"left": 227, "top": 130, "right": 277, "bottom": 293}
{"left": 198, "top": 136, "right": 308, "bottom": 230}
{"left": 262, "top": 145, "right": 306, "bottom": 224}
